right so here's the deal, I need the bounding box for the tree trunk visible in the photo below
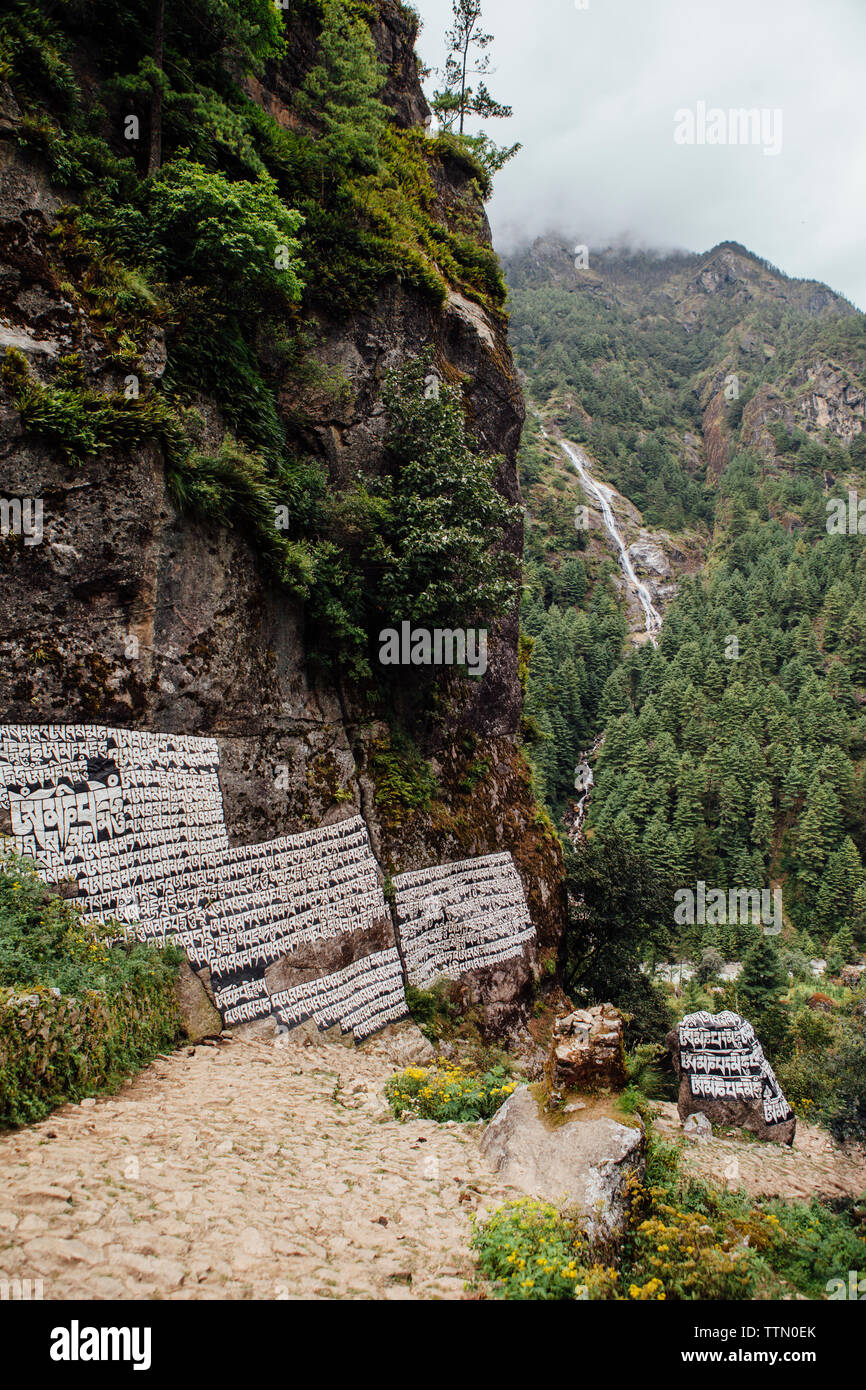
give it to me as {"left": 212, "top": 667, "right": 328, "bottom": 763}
{"left": 147, "top": 0, "right": 165, "bottom": 175}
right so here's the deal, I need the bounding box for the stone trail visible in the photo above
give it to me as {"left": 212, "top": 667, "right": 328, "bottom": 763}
{"left": 0, "top": 1029, "right": 514, "bottom": 1300}
{"left": 653, "top": 1101, "right": 866, "bottom": 1201}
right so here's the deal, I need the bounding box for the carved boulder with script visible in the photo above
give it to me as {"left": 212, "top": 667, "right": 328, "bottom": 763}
{"left": 668, "top": 1010, "right": 796, "bottom": 1146}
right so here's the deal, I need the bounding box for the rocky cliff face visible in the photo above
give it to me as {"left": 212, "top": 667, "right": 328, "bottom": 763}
{"left": 0, "top": 3, "right": 566, "bottom": 1033}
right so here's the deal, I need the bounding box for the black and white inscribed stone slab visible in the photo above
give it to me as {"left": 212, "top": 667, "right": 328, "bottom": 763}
{"left": 200, "top": 819, "right": 397, "bottom": 1026}
{"left": 270, "top": 947, "right": 407, "bottom": 1041}
{"left": 0, "top": 725, "right": 228, "bottom": 967}
{"left": 392, "top": 851, "right": 535, "bottom": 988}
{"left": 678, "top": 1010, "right": 794, "bottom": 1127}
{"left": 0, "top": 724, "right": 407, "bottom": 1039}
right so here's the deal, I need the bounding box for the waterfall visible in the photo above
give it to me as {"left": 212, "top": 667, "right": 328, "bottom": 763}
{"left": 534, "top": 427, "right": 665, "bottom": 843}
{"left": 558, "top": 437, "right": 663, "bottom": 641}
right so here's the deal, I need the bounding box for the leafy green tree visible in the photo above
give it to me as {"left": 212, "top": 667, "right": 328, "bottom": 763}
{"left": 565, "top": 830, "right": 675, "bottom": 1038}
{"left": 814, "top": 838, "right": 864, "bottom": 937}
{"left": 841, "top": 601, "right": 866, "bottom": 683}
{"left": 782, "top": 746, "right": 811, "bottom": 810}
{"left": 795, "top": 805, "right": 827, "bottom": 897}
{"left": 740, "top": 936, "right": 787, "bottom": 1011}
{"left": 558, "top": 557, "right": 587, "bottom": 606}
{"left": 148, "top": 159, "right": 304, "bottom": 309}
{"left": 368, "top": 356, "right": 520, "bottom": 630}
{"left": 809, "top": 781, "right": 843, "bottom": 849}
{"left": 112, "top": 0, "right": 286, "bottom": 175}
{"left": 696, "top": 946, "right": 725, "bottom": 985}
{"left": 826, "top": 1014, "right": 866, "bottom": 1142}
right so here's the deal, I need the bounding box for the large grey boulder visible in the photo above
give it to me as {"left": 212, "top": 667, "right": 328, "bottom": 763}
{"left": 480, "top": 1085, "right": 645, "bottom": 1239}
{"left": 174, "top": 959, "right": 223, "bottom": 1043}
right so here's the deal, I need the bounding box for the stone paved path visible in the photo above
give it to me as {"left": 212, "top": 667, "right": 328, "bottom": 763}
{"left": 653, "top": 1101, "right": 866, "bottom": 1201}
{"left": 0, "top": 1029, "right": 514, "bottom": 1300}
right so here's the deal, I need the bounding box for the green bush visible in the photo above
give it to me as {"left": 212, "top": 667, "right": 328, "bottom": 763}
{"left": 2, "top": 347, "right": 186, "bottom": 467}
{"left": 0, "top": 849, "right": 179, "bottom": 997}
{"left": 469, "top": 1123, "right": 866, "bottom": 1300}
{"left": 384, "top": 1060, "right": 517, "bottom": 1122}
{"left": 147, "top": 159, "right": 304, "bottom": 311}
{"left": 0, "top": 850, "right": 182, "bottom": 1127}
{"left": 370, "top": 729, "right": 438, "bottom": 826}
{"left": 470, "top": 1199, "right": 591, "bottom": 1300}
{"left": 757, "top": 1197, "right": 866, "bottom": 1299}
{"left": 404, "top": 982, "right": 458, "bottom": 1041}
{"left": 824, "top": 1012, "right": 866, "bottom": 1143}
{"left": 0, "top": 979, "right": 181, "bottom": 1128}
{"left": 166, "top": 435, "right": 318, "bottom": 594}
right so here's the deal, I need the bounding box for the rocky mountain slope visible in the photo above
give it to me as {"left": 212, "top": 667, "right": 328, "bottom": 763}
{"left": 506, "top": 236, "right": 865, "bottom": 530}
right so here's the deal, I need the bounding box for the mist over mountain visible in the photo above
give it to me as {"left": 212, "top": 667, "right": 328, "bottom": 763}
{"left": 415, "top": 0, "right": 866, "bottom": 310}
{"left": 505, "top": 234, "right": 864, "bottom": 529}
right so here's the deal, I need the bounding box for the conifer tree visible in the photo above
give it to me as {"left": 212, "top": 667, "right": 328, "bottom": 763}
{"left": 814, "top": 837, "right": 863, "bottom": 935}
{"left": 827, "top": 923, "right": 857, "bottom": 974}
{"left": 739, "top": 935, "right": 789, "bottom": 1052}
{"left": 795, "top": 804, "right": 827, "bottom": 898}
{"left": 750, "top": 781, "right": 774, "bottom": 860}
{"left": 298, "top": 0, "right": 390, "bottom": 179}
{"left": 431, "top": 1, "right": 520, "bottom": 172}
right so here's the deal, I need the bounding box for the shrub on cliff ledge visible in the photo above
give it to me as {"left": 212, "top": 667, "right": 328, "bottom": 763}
{"left": 147, "top": 160, "right": 304, "bottom": 311}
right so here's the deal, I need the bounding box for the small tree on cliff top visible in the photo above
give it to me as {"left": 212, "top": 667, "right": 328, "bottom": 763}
{"left": 432, "top": 1, "right": 520, "bottom": 174}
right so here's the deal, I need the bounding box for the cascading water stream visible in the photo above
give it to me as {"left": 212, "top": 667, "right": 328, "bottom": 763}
{"left": 534, "top": 426, "right": 665, "bottom": 839}
{"left": 558, "top": 437, "right": 663, "bottom": 640}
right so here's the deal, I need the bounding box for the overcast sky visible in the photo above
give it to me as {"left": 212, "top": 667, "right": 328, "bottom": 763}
{"left": 415, "top": 0, "right": 866, "bottom": 308}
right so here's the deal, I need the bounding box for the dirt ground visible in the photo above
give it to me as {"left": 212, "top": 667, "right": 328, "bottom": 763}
{"left": 652, "top": 1100, "right": 866, "bottom": 1201}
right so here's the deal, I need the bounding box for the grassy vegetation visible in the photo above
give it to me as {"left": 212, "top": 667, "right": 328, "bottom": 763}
{"left": 0, "top": 851, "right": 182, "bottom": 1127}
{"left": 470, "top": 1123, "right": 866, "bottom": 1300}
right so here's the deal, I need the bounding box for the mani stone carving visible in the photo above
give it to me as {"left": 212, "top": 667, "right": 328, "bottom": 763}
{"left": 392, "top": 851, "right": 536, "bottom": 988}
{"left": 0, "top": 723, "right": 407, "bottom": 1042}
{"left": 0, "top": 723, "right": 540, "bottom": 1044}
{"left": 547, "top": 1005, "right": 627, "bottom": 1094}
{"left": 668, "top": 1010, "right": 796, "bottom": 1147}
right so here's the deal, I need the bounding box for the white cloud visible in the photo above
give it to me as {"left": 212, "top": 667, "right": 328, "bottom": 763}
{"left": 415, "top": 0, "right": 866, "bottom": 307}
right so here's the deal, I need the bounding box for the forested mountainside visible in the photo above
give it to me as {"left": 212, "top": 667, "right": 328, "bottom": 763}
{"left": 0, "top": 0, "right": 567, "bottom": 1026}
{"left": 508, "top": 237, "right": 864, "bottom": 529}
{"left": 506, "top": 237, "right": 866, "bottom": 967}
